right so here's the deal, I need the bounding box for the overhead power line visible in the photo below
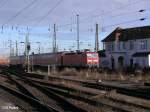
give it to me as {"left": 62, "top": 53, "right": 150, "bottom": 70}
{"left": 103, "top": 17, "right": 150, "bottom": 29}
{"left": 58, "top": 0, "right": 146, "bottom": 28}
{"left": 0, "top": 0, "right": 8, "bottom": 9}
{"left": 79, "top": 17, "right": 150, "bottom": 33}
{"left": 58, "top": 8, "right": 148, "bottom": 30}
{"left": 104, "top": 9, "right": 149, "bottom": 20}
{"left": 34, "top": 0, "right": 63, "bottom": 26}
{"left": 68, "top": 16, "right": 150, "bottom": 34}
{"left": 2, "top": 0, "right": 38, "bottom": 26}
{"left": 88, "top": 0, "right": 144, "bottom": 20}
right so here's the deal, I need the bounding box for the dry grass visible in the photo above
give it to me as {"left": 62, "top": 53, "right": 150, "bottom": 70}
{"left": 34, "top": 68, "right": 150, "bottom": 82}
{"left": 58, "top": 68, "right": 150, "bottom": 82}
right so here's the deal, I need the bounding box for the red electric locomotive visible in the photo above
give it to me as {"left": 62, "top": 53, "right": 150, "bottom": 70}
{"left": 62, "top": 51, "right": 99, "bottom": 67}
{"left": 9, "top": 50, "right": 99, "bottom": 68}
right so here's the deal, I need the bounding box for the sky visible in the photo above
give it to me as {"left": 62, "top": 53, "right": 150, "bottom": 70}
{"left": 0, "top": 0, "right": 150, "bottom": 57}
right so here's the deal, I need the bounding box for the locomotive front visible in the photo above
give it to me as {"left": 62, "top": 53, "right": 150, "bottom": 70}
{"left": 86, "top": 52, "right": 99, "bottom": 68}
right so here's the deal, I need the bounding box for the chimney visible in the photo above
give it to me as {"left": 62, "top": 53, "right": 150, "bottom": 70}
{"left": 115, "top": 27, "right": 122, "bottom": 42}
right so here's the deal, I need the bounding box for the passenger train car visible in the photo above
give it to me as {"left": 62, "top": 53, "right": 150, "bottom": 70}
{"left": 9, "top": 51, "right": 99, "bottom": 68}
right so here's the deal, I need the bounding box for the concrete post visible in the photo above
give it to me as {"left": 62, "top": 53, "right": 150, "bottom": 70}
{"left": 48, "top": 65, "right": 50, "bottom": 76}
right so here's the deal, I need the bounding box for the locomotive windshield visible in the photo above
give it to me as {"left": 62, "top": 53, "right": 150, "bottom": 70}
{"left": 87, "top": 53, "right": 97, "bottom": 58}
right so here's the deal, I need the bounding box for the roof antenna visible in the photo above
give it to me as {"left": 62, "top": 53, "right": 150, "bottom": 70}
{"left": 70, "top": 17, "right": 72, "bottom": 32}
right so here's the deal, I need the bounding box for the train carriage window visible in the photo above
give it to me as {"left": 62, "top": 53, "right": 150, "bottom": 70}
{"left": 87, "top": 53, "right": 97, "bottom": 58}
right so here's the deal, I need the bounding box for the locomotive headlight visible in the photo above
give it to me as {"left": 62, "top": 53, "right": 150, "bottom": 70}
{"left": 87, "top": 60, "right": 92, "bottom": 63}
{"left": 93, "top": 60, "right": 98, "bottom": 62}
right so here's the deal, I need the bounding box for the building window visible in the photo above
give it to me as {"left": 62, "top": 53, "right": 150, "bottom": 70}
{"left": 140, "top": 40, "right": 147, "bottom": 49}
{"left": 117, "top": 42, "right": 121, "bottom": 51}
{"left": 129, "top": 40, "right": 134, "bottom": 50}
{"left": 122, "top": 42, "right": 126, "bottom": 49}
{"left": 135, "top": 58, "right": 139, "bottom": 64}
{"left": 142, "top": 58, "right": 145, "bottom": 66}
{"left": 106, "top": 42, "right": 114, "bottom": 51}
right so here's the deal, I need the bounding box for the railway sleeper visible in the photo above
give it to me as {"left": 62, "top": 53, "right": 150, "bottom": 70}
{"left": 0, "top": 83, "right": 60, "bottom": 112}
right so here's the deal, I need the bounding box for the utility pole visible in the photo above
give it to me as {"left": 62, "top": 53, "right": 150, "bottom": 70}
{"left": 56, "top": 44, "right": 58, "bottom": 52}
{"left": 77, "top": 14, "right": 79, "bottom": 50}
{"left": 25, "top": 33, "right": 30, "bottom": 73}
{"left": 25, "top": 34, "right": 28, "bottom": 67}
{"left": 95, "top": 23, "right": 99, "bottom": 52}
{"left": 53, "top": 24, "right": 57, "bottom": 53}
{"left": 48, "top": 26, "right": 51, "bottom": 52}
{"left": 9, "top": 39, "right": 12, "bottom": 57}
{"left": 36, "top": 42, "right": 41, "bottom": 54}
{"left": 12, "top": 47, "right": 14, "bottom": 56}
{"left": 31, "top": 52, "right": 34, "bottom": 72}
{"left": 15, "top": 41, "right": 18, "bottom": 56}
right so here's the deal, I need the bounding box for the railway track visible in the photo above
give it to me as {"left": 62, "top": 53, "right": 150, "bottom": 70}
{"left": 1, "top": 67, "right": 150, "bottom": 112}
{"left": 0, "top": 68, "right": 89, "bottom": 112}
{"left": 26, "top": 77, "right": 150, "bottom": 112}
{"left": 24, "top": 72, "right": 150, "bottom": 100}
{"left": 5, "top": 68, "right": 150, "bottom": 112}
{"left": 144, "top": 82, "right": 150, "bottom": 86}
{"left": 0, "top": 83, "right": 59, "bottom": 112}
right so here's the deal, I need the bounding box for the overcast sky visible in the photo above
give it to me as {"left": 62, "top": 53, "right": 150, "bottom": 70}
{"left": 0, "top": 0, "right": 150, "bottom": 57}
